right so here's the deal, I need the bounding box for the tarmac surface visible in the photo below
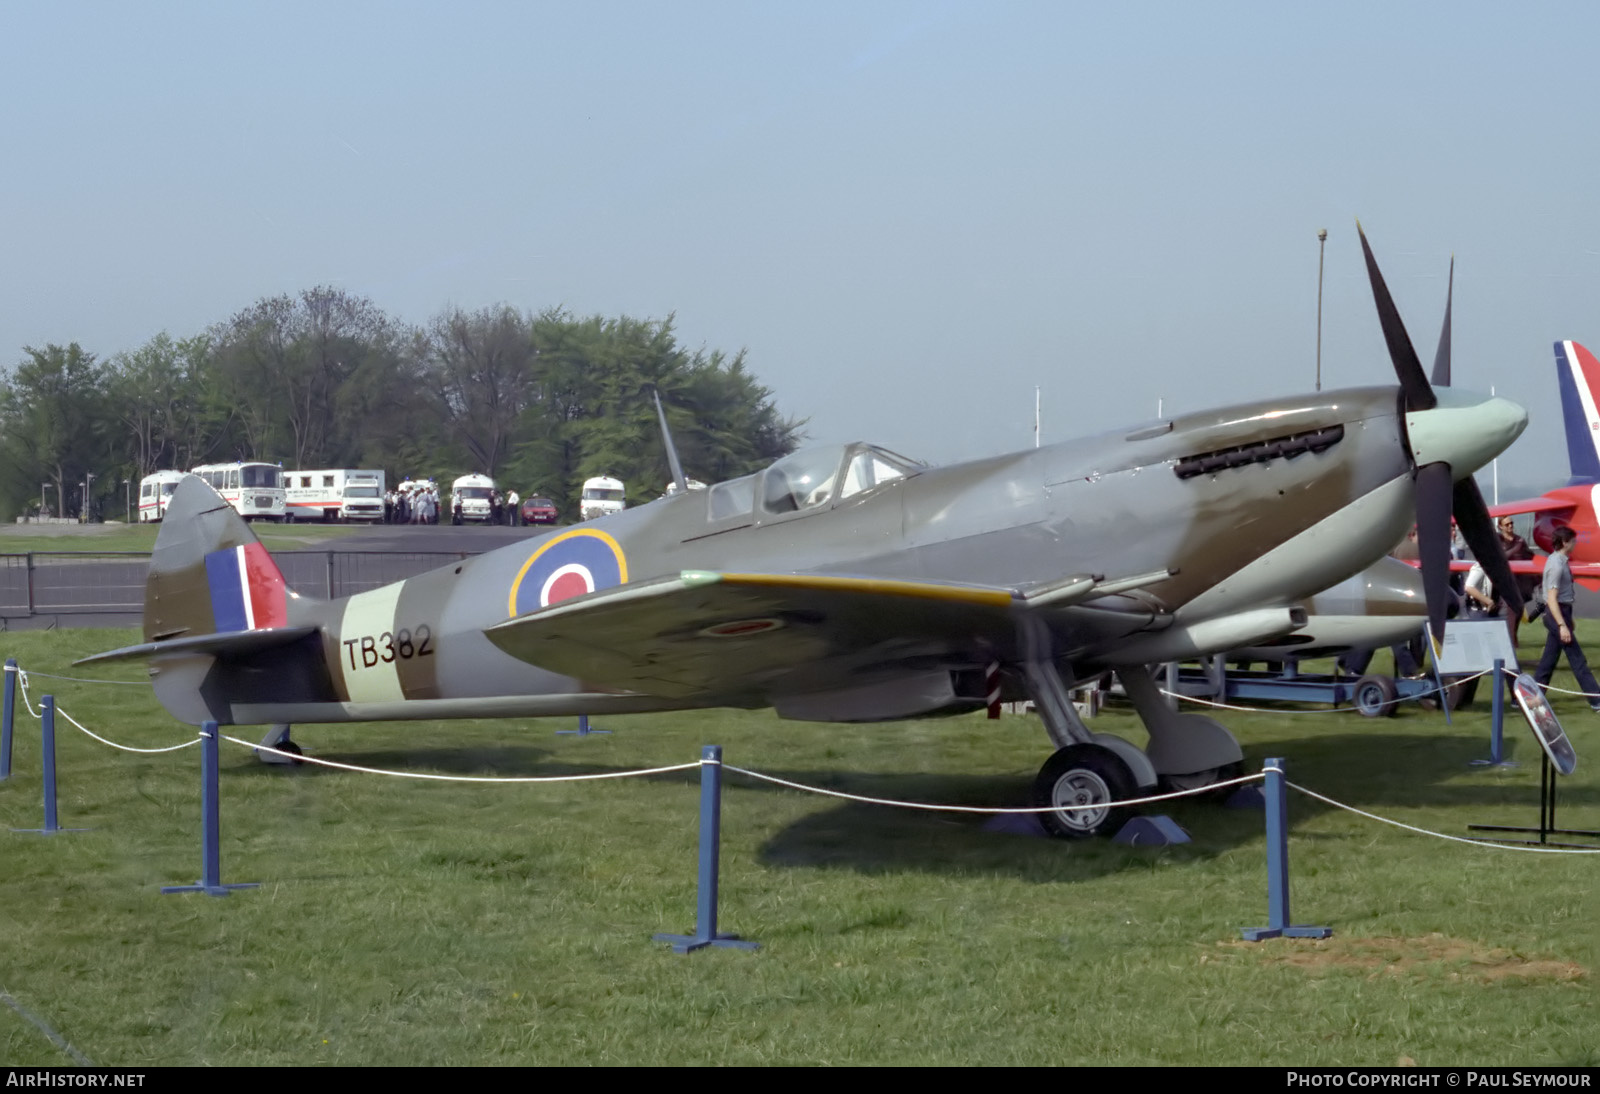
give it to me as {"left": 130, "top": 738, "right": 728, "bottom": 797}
{"left": 336, "top": 521, "right": 555, "bottom": 554}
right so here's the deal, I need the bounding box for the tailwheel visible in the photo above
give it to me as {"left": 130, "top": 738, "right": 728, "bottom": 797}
{"left": 1032, "top": 744, "right": 1136, "bottom": 839}
{"left": 1159, "top": 760, "right": 1246, "bottom": 802}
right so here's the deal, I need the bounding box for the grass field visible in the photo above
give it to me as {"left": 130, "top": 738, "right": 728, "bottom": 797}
{"left": 0, "top": 629, "right": 1594, "bottom": 1066}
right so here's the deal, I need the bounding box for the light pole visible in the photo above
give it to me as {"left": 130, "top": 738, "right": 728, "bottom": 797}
{"left": 122, "top": 479, "right": 131, "bottom": 524}
{"left": 1316, "top": 228, "right": 1328, "bottom": 391}
{"left": 82, "top": 472, "right": 96, "bottom": 523}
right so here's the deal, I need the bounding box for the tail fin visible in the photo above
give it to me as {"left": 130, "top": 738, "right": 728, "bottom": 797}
{"left": 144, "top": 475, "right": 293, "bottom": 641}
{"left": 80, "top": 476, "right": 329, "bottom": 725}
{"left": 1554, "top": 340, "right": 1600, "bottom": 485}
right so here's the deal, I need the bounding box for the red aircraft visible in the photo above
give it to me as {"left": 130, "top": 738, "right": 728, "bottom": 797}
{"left": 1487, "top": 340, "right": 1600, "bottom": 589}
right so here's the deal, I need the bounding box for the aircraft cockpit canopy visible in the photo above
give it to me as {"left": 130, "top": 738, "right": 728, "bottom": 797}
{"left": 758, "top": 443, "right": 922, "bottom": 515}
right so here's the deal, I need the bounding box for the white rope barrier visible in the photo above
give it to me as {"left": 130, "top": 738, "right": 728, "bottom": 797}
{"left": 9, "top": 664, "right": 1590, "bottom": 854}
{"left": 6, "top": 666, "right": 146, "bottom": 687}
{"left": 1285, "top": 779, "right": 1600, "bottom": 855}
{"left": 16, "top": 673, "right": 42, "bottom": 719}
{"left": 720, "top": 764, "right": 1263, "bottom": 814}
{"left": 228, "top": 736, "right": 703, "bottom": 784}
{"left": 55, "top": 706, "right": 200, "bottom": 754}
{"left": 16, "top": 672, "right": 197, "bottom": 752}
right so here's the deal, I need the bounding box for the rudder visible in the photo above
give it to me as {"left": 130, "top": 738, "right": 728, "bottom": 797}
{"left": 1554, "top": 340, "right": 1600, "bottom": 486}
{"left": 145, "top": 475, "right": 292, "bottom": 642}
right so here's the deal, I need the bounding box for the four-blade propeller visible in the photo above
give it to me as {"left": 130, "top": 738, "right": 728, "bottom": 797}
{"left": 1358, "top": 225, "right": 1523, "bottom": 651}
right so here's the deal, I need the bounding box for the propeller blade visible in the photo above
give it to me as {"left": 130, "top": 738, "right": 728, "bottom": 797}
{"left": 1454, "top": 475, "right": 1524, "bottom": 617}
{"left": 1431, "top": 257, "right": 1453, "bottom": 387}
{"left": 1358, "top": 222, "right": 1436, "bottom": 412}
{"left": 1414, "top": 461, "right": 1455, "bottom": 651}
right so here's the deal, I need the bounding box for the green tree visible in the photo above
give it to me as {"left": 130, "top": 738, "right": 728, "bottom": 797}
{"left": 418, "top": 305, "right": 538, "bottom": 476}
{"left": 0, "top": 343, "right": 112, "bottom": 518}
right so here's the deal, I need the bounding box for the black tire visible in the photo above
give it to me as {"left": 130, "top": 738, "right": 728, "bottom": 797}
{"left": 1353, "top": 673, "right": 1399, "bottom": 718}
{"left": 1032, "top": 744, "right": 1137, "bottom": 839}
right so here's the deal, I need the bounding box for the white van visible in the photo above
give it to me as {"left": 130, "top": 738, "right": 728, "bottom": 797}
{"left": 137, "top": 470, "right": 189, "bottom": 523}
{"left": 450, "top": 474, "right": 497, "bottom": 523}
{"left": 285, "top": 469, "right": 387, "bottom": 522}
{"left": 580, "top": 476, "right": 626, "bottom": 521}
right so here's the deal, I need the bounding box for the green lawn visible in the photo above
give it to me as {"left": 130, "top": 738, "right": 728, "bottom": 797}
{"left": 0, "top": 629, "right": 1594, "bottom": 1066}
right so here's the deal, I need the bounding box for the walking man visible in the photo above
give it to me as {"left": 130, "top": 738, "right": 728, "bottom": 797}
{"left": 1534, "top": 525, "right": 1600, "bottom": 712}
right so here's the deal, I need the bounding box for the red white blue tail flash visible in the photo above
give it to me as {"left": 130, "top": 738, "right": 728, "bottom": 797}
{"left": 204, "top": 543, "right": 288, "bottom": 632}
{"left": 1554, "top": 340, "right": 1600, "bottom": 485}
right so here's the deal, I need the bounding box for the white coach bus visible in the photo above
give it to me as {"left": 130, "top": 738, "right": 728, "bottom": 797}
{"left": 137, "top": 470, "right": 189, "bottom": 523}
{"left": 190, "top": 461, "right": 287, "bottom": 522}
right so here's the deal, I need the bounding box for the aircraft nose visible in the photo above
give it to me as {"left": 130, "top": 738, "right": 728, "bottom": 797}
{"left": 1405, "top": 388, "right": 1528, "bottom": 477}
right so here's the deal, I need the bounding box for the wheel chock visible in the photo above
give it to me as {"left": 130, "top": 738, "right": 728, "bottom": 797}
{"left": 1224, "top": 785, "right": 1266, "bottom": 808}
{"left": 1113, "top": 815, "right": 1190, "bottom": 845}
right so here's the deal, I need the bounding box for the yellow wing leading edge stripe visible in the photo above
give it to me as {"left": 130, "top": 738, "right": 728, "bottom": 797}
{"left": 709, "top": 571, "right": 1016, "bottom": 607}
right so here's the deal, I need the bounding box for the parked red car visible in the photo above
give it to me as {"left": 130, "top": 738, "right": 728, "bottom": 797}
{"left": 520, "top": 496, "right": 559, "bottom": 525}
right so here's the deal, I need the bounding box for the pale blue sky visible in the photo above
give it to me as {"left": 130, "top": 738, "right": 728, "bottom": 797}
{"left": 3, "top": 1, "right": 1596, "bottom": 494}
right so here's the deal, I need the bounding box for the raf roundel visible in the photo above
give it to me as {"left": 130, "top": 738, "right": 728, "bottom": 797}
{"left": 508, "top": 529, "right": 629, "bottom": 617}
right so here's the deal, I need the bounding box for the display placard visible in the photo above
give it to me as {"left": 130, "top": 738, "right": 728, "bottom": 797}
{"left": 1511, "top": 674, "right": 1578, "bottom": 776}
{"left": 1433, "top": 619, "right": 1519, "bottom": 675}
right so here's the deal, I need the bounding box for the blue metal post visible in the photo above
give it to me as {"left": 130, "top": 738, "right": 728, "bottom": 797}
{"left": 1242, "top": 757, "right": 1330, "bottom": 941}
{"left": 12, "top": 694, "right": 87, "bottom": 835}
{"left": 1432, "top": 653, "right": 1452, "bottom": 726}
{"left": 40, "top": 695, "right": 59, "bottom": 833}
{"left": 162, "top": 722, "right": 258, "bottom": 897}
{"left": 557, "top": 713, "right": 610, "bottom": 737}
{"left": 1473, "top": 659, "right": 1515, "bottom": 767}
{"left": 1490, "top": 658, "right": 1504, "bottom": 764}
{"left": 654, "top": 745, "right": 758, "bottom": 954}
{"left": 1, "top": 658, "right": 15, "bottom": 780}
{"left": 200, "top": 723, "right": 221, "bottom": 887}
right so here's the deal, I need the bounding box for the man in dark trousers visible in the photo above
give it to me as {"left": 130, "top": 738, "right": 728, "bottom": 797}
{"left": 1534, "top": 525, "right": 1600, "bottom": 712}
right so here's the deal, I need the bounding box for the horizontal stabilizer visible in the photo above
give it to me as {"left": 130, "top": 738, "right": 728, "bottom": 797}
{"left": 76, "top": 626, "right": 318, "bottom": 666}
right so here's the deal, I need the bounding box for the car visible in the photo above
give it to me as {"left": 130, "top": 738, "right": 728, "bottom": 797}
{"left": 521, "top": 496, "right": 558, "bottom": 525}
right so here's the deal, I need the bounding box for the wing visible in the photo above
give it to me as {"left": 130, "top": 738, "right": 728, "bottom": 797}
{"left": 1488, "top": 496, "right": 1577, "bottom": 518}
{"left": 483, "top": 569, "right": 1164, "bottom": 701}
{"left": 1442, "top": 557, "right": 1600, "bottom": 578}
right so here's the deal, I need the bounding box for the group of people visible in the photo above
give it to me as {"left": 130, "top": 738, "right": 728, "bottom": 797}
{"left": 384, "top": 483, "right": 441, "bottom": 525}
{"left": 484, "top": 490, "right": 523, "bottom": 526}
{"left": 445, "top": 489, "right": 523, "bottom": 525}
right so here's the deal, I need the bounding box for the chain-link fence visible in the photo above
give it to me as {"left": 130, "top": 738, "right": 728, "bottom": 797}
{"left": 0, "top": 550, "right": 475, "bottom": 615}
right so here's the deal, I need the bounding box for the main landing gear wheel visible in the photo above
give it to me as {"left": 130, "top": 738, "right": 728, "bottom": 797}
{"left": 1352, "top": 674, "right": 1399, "bottom": 718}
{"left": 1032, "top": 744, "right": 1137, "bottom": 839}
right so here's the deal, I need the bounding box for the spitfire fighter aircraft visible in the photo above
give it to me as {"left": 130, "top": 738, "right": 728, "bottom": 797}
{"left": 85, "top": 228, "right": 1529, "bottom": 837}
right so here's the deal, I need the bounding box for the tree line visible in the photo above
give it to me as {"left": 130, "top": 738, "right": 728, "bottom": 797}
{"left": 0, "top": 289, "right": 803, "bottom": 522}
